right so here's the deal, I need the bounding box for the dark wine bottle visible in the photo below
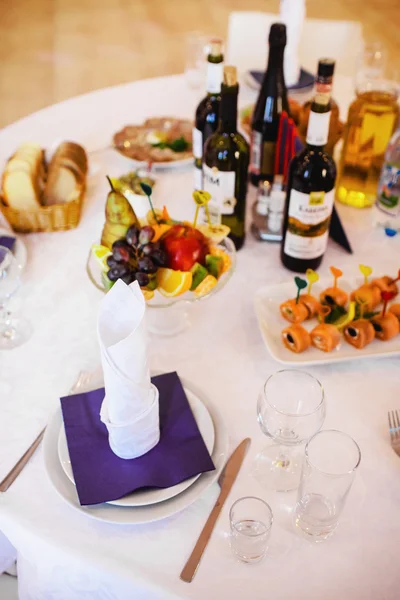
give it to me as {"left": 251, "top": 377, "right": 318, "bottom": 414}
{"left": 249, "top": 23, "right": 290, "bottom": 187}
{"left": 203, "top": 66, "right": 250, "bottom": 250}
{"left": 193, "top": 39, "right": 224, "bottom": 190}
{"left": 281, "top": 59, "right": 337, "bottom": 272}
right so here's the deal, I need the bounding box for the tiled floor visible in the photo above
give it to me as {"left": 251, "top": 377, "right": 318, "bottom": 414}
{"left": 0, "top": 0, "right": 399, "bottom": 128}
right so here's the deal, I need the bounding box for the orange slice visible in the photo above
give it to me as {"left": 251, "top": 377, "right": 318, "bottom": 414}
{"left": 152, "top": 223, "right": 171, "bottom": 242}
{"left": 194, "top": 274, "right": 217, "bottom": 298}
{"left": 157, "top": 268, "right": 192, "bottom": 297}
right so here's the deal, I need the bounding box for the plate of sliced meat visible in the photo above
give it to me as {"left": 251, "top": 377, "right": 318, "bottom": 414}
{"left": 113, "top": 117, "right": 193, "bottom": 171}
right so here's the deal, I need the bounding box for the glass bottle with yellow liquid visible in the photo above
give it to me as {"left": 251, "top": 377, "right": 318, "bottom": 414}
{"left": 336, "top": 46, "right": 399, "bottom": 208}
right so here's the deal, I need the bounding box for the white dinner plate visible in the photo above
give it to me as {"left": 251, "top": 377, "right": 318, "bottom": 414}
{"left": 254, "top": 278, "right": 400, "bottom": 366}
{"left": 57, "top": 387, "right": 215, "bottom": 507}
{"left": 0, "top": 228, "right": 27, "bottom": 271}
{"left": 112, "top": 150, "right": 193, "bottom": 173}
{"left": 43, "top": 376, "right": 228, "bottom": 524}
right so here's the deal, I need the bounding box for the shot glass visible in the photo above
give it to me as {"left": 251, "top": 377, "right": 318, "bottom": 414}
{"left": 294, "top": 429, "right": 361, "bottom": 542}
{"left": 229, "top": 496, "right": 273, "bottom": 564}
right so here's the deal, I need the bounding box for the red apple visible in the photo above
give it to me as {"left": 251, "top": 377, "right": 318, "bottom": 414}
{"left": 161, "top": 224, "right": 208, "bottom": 271}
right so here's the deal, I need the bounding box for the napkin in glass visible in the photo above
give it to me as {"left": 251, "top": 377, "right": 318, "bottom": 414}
{"left": 0, "top": 235, "right": 16, "bottom": 252}
{"left": 60, "top": 372, "right": 215, "bottom": 506}
{"left": 97, "top": 279, "right": 159, "bottom": 459}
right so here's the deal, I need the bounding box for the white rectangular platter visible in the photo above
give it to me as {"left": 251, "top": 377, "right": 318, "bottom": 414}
{"left": 254, "top": 278, "right": 400, "bottom": 366}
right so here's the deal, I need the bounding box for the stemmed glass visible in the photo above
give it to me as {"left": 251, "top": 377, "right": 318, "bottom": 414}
{"left": 255, "top": 370, "right": 325, "bottom": 492}
{"left": 0, "top": 245, "right": 31, "bottom": 349}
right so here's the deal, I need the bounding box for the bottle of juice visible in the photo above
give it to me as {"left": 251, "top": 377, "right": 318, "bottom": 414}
{"left": 336, "top": 46, "right": 399, "bottom": 208}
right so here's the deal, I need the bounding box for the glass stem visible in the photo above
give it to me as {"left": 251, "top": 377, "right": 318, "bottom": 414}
{"left": 0, "top": 301, "right": 14, "bottom": 340}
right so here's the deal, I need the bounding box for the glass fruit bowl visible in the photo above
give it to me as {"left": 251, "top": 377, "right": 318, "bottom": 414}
{"left": 86, "top": 235, "right": 236, "bottom": 336}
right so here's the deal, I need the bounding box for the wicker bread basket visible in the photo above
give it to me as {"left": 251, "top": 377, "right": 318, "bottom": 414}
{"left": 0, "top": 186, "right": 85, "bottom": 233}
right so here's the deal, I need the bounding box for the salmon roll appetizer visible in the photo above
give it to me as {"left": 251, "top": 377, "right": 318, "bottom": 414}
{"left": 371, "top": 276, "right": 398, "bottom": 298}
{"left": 310, "top": 324, "right": 341, "bottom": 352}
{"left": 298, "top": 294, "right": 320, "bottom": 318}
{"left": 350, "top": 284, "right": 381, "bottom": 311}
{"left": 388, "top": 303, "right": 400, "bottom": 324}
{"left": 371, "top": 312, "right": 400, "bottom": 341}
{"left": 320, "top": 287, "right": 348, "bottom": 308}
{"left": 282, "top": 324, "right": 311, "bottom": 353}
{"left": 280, "top": 299, "right": 309, "bottom": 324}
{"left": 343, "top": 320, "right": 375, "bottom": 349}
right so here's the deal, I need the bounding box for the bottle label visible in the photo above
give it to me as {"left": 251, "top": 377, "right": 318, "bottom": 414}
{"left": 250, "top": 131, "right": 262, "bottom": 174}
{"left": 203, "top": 164, "right": 236, "bottom": 222}
{"left": 194, "top": 165, "right": 203, "bottom": 191}
{"left": 207, "top": 63, "right": 223, "bottom": 94}
{"left": 283, "top": 188, "right": 334, "bottom": 259}
{"left": 377, "top": 164, "right": 400, "bottom": 216}
{"left": 306, "top": 111, "right": 331, "bottom": 146}
{"left": 192, "top": 127, "right": 203, "bottom": 159}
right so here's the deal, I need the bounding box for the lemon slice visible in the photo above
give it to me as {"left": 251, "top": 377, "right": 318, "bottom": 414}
{"left": 91, "top": 244, "right": 112, "bottom": 271}
{"left": 157, "top": 268, "right": 192, "bottom": 297}
{"left": 142, "top": 289, "right": 155, "bottom": 301}
{"left": 334, "top": 301, "right": 356, "bottom": 330}
{"left": 197, "top": 224, "right": 230, "bottom": 244}
{"left": 194, "top": 274, "right": 218, "bottom": 298}
{"left": 208, "top": 246, "right": 232, "bottom": 273}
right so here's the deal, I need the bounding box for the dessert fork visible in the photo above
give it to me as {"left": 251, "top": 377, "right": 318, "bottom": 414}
{"left": 388, "top": 410, "right": 400, "bottom": 457}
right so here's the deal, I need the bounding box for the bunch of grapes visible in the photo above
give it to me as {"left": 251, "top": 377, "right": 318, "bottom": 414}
{"left": 106, "top": 225, "right": 168, "bottom": 287}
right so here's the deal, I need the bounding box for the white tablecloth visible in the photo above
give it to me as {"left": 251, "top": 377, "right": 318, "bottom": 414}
{"left": 1, "top": 74, "right": 400, "bottom": 600}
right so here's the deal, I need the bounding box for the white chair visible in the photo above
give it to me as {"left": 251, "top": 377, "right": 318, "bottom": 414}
{"left": 226, "top": 11, "right": 364, "bottom": 78}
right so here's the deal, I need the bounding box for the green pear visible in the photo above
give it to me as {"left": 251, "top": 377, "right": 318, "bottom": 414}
{"left": 101, "top": 176, "right": 139, "bottom": 249}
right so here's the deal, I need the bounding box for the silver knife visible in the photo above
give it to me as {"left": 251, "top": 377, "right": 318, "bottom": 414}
{"left": 180, "top": 437, "right": 251, "bottom": 583}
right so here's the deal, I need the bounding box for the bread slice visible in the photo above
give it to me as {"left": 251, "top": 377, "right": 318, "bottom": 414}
{"left": 2, "top": 170, "right": 41, "bottom": 210}
{"left": 1, "top": 144, "right": 43, "bottom": 209}
{"left": 45, "top": 163, "right": 81, "bottom": 206}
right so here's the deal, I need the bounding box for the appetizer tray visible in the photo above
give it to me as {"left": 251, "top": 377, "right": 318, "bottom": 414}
{"left": 254, "top": 278, "right": 400, "bottom": 366}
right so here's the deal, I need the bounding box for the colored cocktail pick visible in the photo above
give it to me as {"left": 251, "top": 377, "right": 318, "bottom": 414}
{"left": 306, "top": 269, "right": 319, "bottom": 295}
{"left": 390, "top": 268, "right": 400, "bottom": 284}
{"left": 192, "top": 190, "right": 212, "bottom": 228}
{"left": 330, "top": 266, "right": 343, "bottom": 289}
{"left": 294, "top": 276, "right": 307, "bottom": 304}
{"left": 359, "top": 264, "right": 372, "bottom": 285}
{"left": 140, "top": 182, "right": 159, "bottom": 225}
{"left": 381, "top": 291, "right": 396, "bottom": 317}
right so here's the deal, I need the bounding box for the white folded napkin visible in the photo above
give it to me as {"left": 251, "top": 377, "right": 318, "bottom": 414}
{"left": 97, "top": 279, "right": 160, "bottom": 459}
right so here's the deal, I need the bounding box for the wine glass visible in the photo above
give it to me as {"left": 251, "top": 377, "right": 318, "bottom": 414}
{"left": 0, "top": 245, "right": 31, "bottom": 349}
{"left": 184, "top": 32, "right": 209, "bottom": 90}
{"left": 255, "top": 370, "right": 325, "bottom": 492}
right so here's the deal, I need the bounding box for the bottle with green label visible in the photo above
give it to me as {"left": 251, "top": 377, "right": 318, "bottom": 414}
{"left": 249, "top": 23, "right": 290, "bottom": 187}
{"left": 376, "top": 128, "right": 400, "bottom": 217}
{"left": 281, "top": 59, "right": 337, "bottom": 272}
{"left": 203, "top": 66, "right": 250, "bottom": 250}
{"left": 193, "top": 39, "right": 224, "bottom": 191}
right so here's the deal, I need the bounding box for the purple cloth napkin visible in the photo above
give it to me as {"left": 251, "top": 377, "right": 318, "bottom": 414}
{"left": 60, "top": 372, "right": 215, "bottom": 506}
{"left": 0, "top": 235, "right": 16, "bottom": 252}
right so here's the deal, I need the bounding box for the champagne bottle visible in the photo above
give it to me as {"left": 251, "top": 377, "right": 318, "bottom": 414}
{"left": 203, "top": 66, "right": 250, "bottom": 250}
{"left": 249, "top": 23, "right": 290, "bottom": 187}
{"left": 281, "top": 59, "right": 337, "bottom": 272}
{"left": 193, "top": 39, "right": 224, "bottom": 190}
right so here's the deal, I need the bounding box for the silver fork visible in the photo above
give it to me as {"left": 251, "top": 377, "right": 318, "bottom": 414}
{"left": 0, "top": 370, "right": 92, "bottom": 492}
{"left": 388, "top": 410, "right": 400, "bottom": 457}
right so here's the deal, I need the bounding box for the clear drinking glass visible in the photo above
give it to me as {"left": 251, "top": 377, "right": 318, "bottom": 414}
{"left": 294, "top": 429, "right": 361, "bottom": 542}
{"left": 0, "top": 245, "right": 31, "bottom": 349}
{"left": 229, "top": 496, "right": 273, "bottom": 564}
{"left": 184, "top": 32, "right": 209, "bottom": 89}
{"left": 256, "top": 370, "right": 325, "bottom": 492}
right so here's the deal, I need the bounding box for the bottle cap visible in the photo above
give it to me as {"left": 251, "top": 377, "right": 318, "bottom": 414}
{"left": 223, "top": 66, "right": 237, "bottom": 86}
{"left": 269, "top": 23, "right": 287, "bottom": 47}
{"left": 317, "top": 59, "right": 335, "bottom": 78}
{"left": 209, "top": 38, "right": 223, "bottom": 57}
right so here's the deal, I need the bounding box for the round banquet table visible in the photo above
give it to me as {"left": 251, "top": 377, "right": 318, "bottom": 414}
{"left": 1, "top": 73, "right": 400, "bottom": 600}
